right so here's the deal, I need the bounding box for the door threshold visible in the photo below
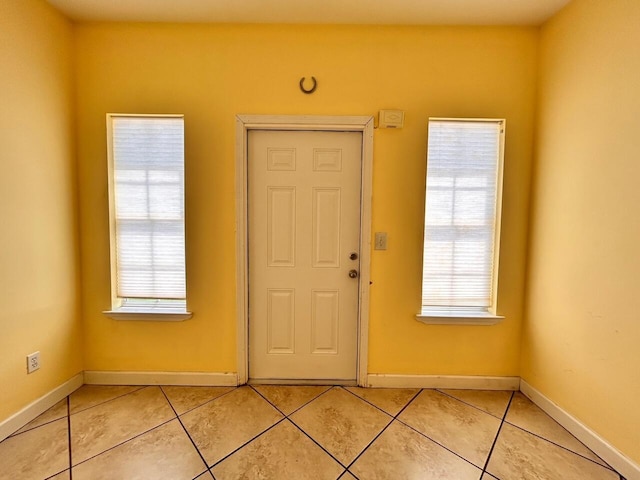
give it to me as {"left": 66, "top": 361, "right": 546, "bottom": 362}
{"left": 248, "top": 378, "right": 357, "bottom": 386}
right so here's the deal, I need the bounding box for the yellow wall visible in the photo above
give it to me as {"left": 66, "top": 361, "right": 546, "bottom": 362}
{"left": 75, "top": 23, "right": 537, "bottom": 375}
{"left": 0, "top": 0, "right": 82, "bottom": 420}
{"left": 523, "top": 0, "right": 640, "bottom": 465}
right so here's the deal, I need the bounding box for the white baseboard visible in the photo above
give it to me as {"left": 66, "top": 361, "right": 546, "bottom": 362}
{"left": 83, "top": 370, "right": 238, "bottom": 387}
{"left": 0, "top": 373, "right": 83, "bottom": 442}
{"left": 520, "top": 379, "right": 639, "bottom": 480}
{"left": 366, "top": 374, "right": 520, "bottom": 390}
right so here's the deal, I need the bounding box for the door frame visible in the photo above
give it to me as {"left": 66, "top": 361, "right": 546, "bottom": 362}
{"left": 235, "top": 115, "right": 374, "bottom": 386}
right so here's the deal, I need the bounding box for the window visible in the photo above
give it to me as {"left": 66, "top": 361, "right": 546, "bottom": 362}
{"left": 104, "top": 114, "right": 190, "bottom": 320}
{"left": 418, "top": 118, "right": 505, "bottom": 324}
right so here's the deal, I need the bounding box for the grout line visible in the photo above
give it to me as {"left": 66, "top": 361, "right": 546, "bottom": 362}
{"left": 481, "top": 390, "right": 514, "bottom": 474}
{"left": 393, "top": 388, "right": 423, "bottom": 418}
{"left": 344, "top": 387, "right": 423, "bottom": 472}
{"left": 394, "top": 411, "right": 485, "bottom": 469}
{"left": 248, "top": 385, "right": 290, "bottom": 417}
{"left": 344, "top": 419, "right": 393, "bottom": 472}
{"left": 69, "top": 385, "right": 146, "bottom": 416}
{"left": 504, "top": 419, "right": 617, "bottom": 470}
{"left": 8, "top": 397, "right": 73, "bottom": 439}
{"left": 249, "top": 385, "right": 350, "bottom": 469}
{"left": 68, "top": 387, "right": 177, "bottom": 468}
{"left": 67, "top": 395, "right": 73, "bottom": 480}
{"left": 209, "top": 418, "right": 287, "bottom": 469}
{"left": 70, "top": 417, "right": 176, "bottom": 468}
{"left": 338, "top": 468, "right": 360, "bottom": 480}
{"left": 158, "top": 387, "right": 211, "bottom": 478}
{"left": 162, "top": 385, "right": 237, "bottom": 417}
{"left": 340, "top": 385, "right": 420, "bottom": 418}
{"left": 390, "top": 388, "right": 484, "bottom": 470}
{"left": 512, "top": 392, "right": 617, "bottom": 471}
{"left": 10, "top": 417, "right": 67, "bottom": 439}
{"left": 249, "top": 384, "right": 333, "bottom": 417}
{"left": 436, "top": 388, "right": 511, "bottom": 420}
{"left": 256, "top": 385, "right": 348, "bottom": 468}
{"left": 287, "top": 416, "right": 349, "bottom": 469}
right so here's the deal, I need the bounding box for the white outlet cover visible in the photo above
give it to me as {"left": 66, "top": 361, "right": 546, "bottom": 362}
{"left": 27, "top": 351, "right": 40, "bottom": 373}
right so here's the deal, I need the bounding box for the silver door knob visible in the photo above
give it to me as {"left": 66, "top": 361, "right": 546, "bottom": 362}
{"left": 349, "top": 269, "right": 359, "bottom": 278}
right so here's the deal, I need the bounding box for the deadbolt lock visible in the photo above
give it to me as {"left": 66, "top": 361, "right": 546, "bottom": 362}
{"left": 349, "top": 252, "right": 358, "bottom": 260}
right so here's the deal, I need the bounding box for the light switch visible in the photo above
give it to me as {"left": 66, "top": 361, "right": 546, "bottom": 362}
{"left": 374, "top": 232, "right": 388, "bottom": 250}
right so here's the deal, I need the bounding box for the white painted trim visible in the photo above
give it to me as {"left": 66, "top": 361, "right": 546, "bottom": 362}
{"left": 102, "top": 310, "right": 192, "bottom": 321}
{"left": 366, "top": 374, "right": 520, "bottom": 390}
{"left": 235, "top": 115, "right": 374, "bottom": 387}
{"left": 0, "top": 373, "right": 83, "bottom": 442}
{"left": 248, "top": 379, "right": 357, "bottom": 386}
{"left": 357, "top": 117, "right": 374, "bottom": 387}
{"left": 416, "top": 313, "right": 504, "bottom": 326}
{"left": 235, "top": 116, "right": 249, "bottom": 385}
{"left": 83, "top": 371, "right": 238, "bottom": 386}
{"left": 520, "top": 379, "right": 640, "bottom": 480}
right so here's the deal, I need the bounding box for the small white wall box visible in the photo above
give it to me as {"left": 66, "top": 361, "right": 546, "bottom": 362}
{"left": 379, "top": 110, "right": 405, "bottom": 129}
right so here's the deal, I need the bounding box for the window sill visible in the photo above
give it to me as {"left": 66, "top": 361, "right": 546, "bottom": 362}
{"left": 103, "top": 308, "right": 193, "bottom": 322}
{"left": 416, "top": 310, "right": 504, "bottom": 326}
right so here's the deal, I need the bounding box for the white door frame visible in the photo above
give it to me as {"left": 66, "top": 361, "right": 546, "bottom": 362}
{"left": 235, "top": 115, "right": 374, "bottom": 386}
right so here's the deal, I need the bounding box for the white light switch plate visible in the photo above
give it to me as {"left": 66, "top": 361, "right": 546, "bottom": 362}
{"left": 375, "top": 232, "right": 388, "bottom": 250}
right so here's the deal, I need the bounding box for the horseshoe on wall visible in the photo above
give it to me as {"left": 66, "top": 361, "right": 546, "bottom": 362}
{"left": 299, "top": 76, "right": 318, "bottom": 94}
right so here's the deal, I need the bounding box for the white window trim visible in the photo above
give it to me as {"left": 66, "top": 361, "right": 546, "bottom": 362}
{"left": 416, "top": 311, "right": 504, "bottom": 326}
{"left": 103, "top": 309, "right": 192, "bottom": 322}
{"left": 417, "top": 117, "right": 506, "bottom": 326}
{"left": 103, "top": 113, "right": 191, "bottom": 321}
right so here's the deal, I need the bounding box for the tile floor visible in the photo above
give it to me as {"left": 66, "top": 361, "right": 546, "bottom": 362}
{"left": 0, "top": 385, "right": 624, "bottom": 480}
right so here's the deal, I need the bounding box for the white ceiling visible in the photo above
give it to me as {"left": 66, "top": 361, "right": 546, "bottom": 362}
{"left": 47, "top": 0, "right": 571, "bottom": 26}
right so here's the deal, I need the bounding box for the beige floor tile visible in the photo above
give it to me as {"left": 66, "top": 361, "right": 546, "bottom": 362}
{"left": 398, "top": 389, "right": 501, "bottom": 468}
{"left": 161, "top": 385, "right": 235, "bottom": 415}
{"left": 72, "top": 419, "right": 207, "bottom": 480}
{"left": 290, "top": 387, "right": 392, "bottom": 466}
{"left": 0, "top": 418, "right": 69, "bottom": 480}
{"left": 252, "top": 385, "right": 331, "bottom": 415}
{"left": 181, "top": 386, "right": 283, "bottom": 466}
{"left": 481, "top": 473, "right": 497, "bottom": 480}
{"left": 70, "top": 386, "right": 175, "bottom": 465}
{"left": 506, "top": 393, "right": 606, "bottom": 465}
{"left": 212, "top": 420, "right": 343, "bottom": 480}
{"left": 341, "top": 473, "right": 358, "bottom": 480}
{"left": 350, "top": 421, "right": 481, "bottom": 480}
{"left": 439, "top": 389, "right": 512, "bottom": 418}
{"left": 487, "top": 423, "right": 618, "bottom": 480}
{"left": 14, "top": 399, "right": 68, "bottom": 435}
{"left": 344, "top": 387, "right": 419, "bottom": 416}
{"left": 69, "top": 385, "right": 144, "bottom": 414}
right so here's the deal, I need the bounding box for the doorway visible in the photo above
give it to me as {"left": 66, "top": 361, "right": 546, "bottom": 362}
{"left": 235, "top": 115, "right": 374, "bottom": 385}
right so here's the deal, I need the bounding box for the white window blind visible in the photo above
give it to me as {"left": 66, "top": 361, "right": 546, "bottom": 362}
{"left": 421, "top": 119, "right": 504, "bottom": 313}
{"left": 109, "top": 115, "right": 186, "bottom": 301}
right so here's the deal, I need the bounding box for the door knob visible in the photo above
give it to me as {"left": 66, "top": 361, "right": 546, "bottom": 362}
{"left": 349, "top": 269, "right": 359, "bottom": 279}
{"left": 349, "top": 252, "right": 358, "bottom": 260}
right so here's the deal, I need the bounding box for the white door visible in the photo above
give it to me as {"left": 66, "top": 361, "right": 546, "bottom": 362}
{"left": 248, "top": 130, "right": 362, "bottom": 381}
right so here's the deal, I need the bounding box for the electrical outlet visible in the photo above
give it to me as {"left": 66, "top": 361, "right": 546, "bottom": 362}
{"left": 27, "top": 351, "right": 40, "bottom": 374}
{"left": 374, "top": 232, "right": 388, "bottom": 250}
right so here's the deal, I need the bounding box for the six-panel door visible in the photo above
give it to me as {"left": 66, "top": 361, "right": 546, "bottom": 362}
{"left": 248, "top": 130, "right": 362, "bottom": 381}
